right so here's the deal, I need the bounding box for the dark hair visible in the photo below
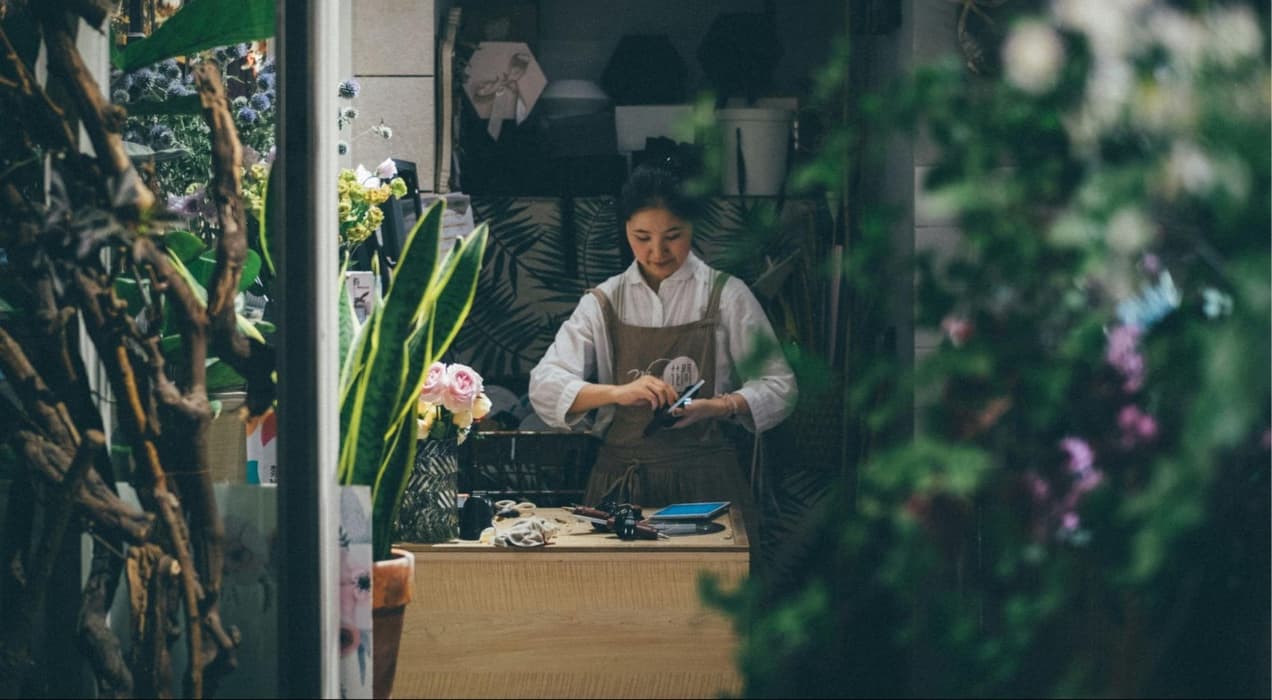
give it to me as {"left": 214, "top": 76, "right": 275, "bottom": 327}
{"left": 618, "top": 164, "right": 701, "bottom": 224}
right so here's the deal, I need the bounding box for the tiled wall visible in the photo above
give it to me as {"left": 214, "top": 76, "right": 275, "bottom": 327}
{"left": 348, "top": 0, "right": 437, "bottom": 191}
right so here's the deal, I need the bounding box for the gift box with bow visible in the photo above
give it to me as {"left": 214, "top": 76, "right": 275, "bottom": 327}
{"left": 462, "top": 42, "right": 547, "bottom": 141}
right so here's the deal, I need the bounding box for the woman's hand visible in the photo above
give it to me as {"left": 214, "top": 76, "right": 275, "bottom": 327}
{"left": 669, "top": 396, "right": 729, "bottom": 429}
{"left": 611, "top": 374, "right": 679, "bottom": 410}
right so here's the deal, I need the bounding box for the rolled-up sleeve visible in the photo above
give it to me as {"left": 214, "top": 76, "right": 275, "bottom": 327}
{"left": 721, "top": 280, "right": 798, "bottom": 433}
{"left": 529, "top": 293, "right": 604, "bottom": 429}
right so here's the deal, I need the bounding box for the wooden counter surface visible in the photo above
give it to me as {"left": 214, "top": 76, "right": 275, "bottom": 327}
{"left": 397, "top": 506, "right": 749, "bottom": 554}
{"left": 393, "top": 507, "right": 748, "bottom": 699}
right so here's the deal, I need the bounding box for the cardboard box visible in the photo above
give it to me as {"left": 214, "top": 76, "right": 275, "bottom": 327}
{"left": 614, "top": 105, "right": 693, "bottom": 153}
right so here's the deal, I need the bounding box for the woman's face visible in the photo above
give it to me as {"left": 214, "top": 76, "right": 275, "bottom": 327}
{"left": 626, "top": 206, "right": 693, "bottom": 287}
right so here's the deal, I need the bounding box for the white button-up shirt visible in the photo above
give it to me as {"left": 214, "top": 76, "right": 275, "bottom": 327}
{"left": 529, "top": 253, "right": 798, "bottom": 436}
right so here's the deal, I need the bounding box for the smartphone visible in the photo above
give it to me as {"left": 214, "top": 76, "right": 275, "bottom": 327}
{"left": 643, "top": 379, "right": 706, "bottom": 436}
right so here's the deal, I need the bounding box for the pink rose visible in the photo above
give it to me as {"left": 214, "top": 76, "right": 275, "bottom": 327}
{"left": 419, "top": 362, "right": 448, "bottom": 404}
{"left": 441, "top": 363, "right": 483, "bottom": 413}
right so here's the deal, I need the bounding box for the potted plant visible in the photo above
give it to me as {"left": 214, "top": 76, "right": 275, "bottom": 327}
{"left": 337, "top": 198, "right": 489, "bottom": 698}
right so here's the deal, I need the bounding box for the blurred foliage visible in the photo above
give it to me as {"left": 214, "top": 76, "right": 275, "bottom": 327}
{"left": 709, "top": 1, "right": 1270, "bottom": 697}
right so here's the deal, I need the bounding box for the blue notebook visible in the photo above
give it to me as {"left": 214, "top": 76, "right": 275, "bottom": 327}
{"left": 648, "top": 501, "right": 731, "bottom": 521}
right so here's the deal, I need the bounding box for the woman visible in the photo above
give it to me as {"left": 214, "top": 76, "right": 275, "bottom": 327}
{"left": 529, "top": 165, "right": 798, "bottom": 516}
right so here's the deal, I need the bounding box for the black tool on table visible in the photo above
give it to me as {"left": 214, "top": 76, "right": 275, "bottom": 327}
{"left": 643, "top": 379, "right": 705, "bottom": 437}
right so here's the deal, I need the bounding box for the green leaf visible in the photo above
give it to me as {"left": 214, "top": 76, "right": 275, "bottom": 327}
{"left": 240, "top": 249, "right": 262, "bottom": 292}
{"left": 207, "top": 359, "right": 246, "bottom": 392}
{"left": 116, "top": 0, "right": 275, "bottom": 71}
{"left": 164, "top": 230, "right": 206, "bottom": 264}
{"left": 371, "top": 413, "right": 418, "bottom": 561}
{"left": 112, "top": 277, "right": 145, "bottom": 315}
{"left": 258, "top": 162, "right": 279, "bottom": 276}
{"left": 427, "top": 223, "right": 489, "bottom": 362}
{"left": 339, "top": 201, "right": 444, "bottom": 487}
{"left": 125, "top": 95, "right": 201, "bottom": 117}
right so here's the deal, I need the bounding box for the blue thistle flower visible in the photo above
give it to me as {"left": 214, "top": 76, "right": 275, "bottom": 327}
{"left": 231, "top": 43, "right": 250, "bottom": 59}
{"left": 148, "top": 125, "right": 175, "bottom": 148}
{"left": 131, "top": 68, "right": 156, "bottom": 91}
{"left": 237, "top": 107, "right": 259, "bottom": 124}
{"left": 338, "top": 79, "right": 361, "bottom": 99}
{"left": 260, "top": 57, "right": 276, "bottom": 75}
{"left": 232, "top": 95, "right": 249, "bottom": 108}
{"left": 112, "top": 89, "right": 130, "bottom": 104}
{"left": 160, "top": 59, "right": 181, "bottom": 80}
{"left": 250, "top": 93, "right": 272, "bottom": 111}
{"left": 165, "top": 83, "right": 190, "bottom": 98}
{"left": 257, "top": 73, "right": 275, "bottom": 91}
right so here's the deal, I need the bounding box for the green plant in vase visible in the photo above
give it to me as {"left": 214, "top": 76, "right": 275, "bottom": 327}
{"left": 337, "top": 201, "right": 489, "bottom": 562}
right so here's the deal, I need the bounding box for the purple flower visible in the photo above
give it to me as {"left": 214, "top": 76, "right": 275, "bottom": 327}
{"left": 338, "top": 78, "right": 361, "bottom": 99}
{"left": 1117, "top": 404, "right": 1159, "bottom": 448}
{"left": 1024, "top": 471, "right": 1051, "bottom": 503}
{"left": 257, "top": 72, "right": 275, "bottom": 91}
{"left": 1140, "top": 253, "right": 1162, "bottom": 275}
{"left": 237, "top": 106, "right": 259, "bottom": 124}
{"left": 1060, "top": 437, "right": 1094, "bottom": 477}
{"left": 1060, "top": 511, "right": 1080, "bottom": 532}
{"left": 250, "top": 92, "right": 271, "bottom": 111}
{"left": 1105, "top": 324, "right": 1145, "bottom": 393}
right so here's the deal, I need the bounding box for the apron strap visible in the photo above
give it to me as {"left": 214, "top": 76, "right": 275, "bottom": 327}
{"left": 587, "top": 288, "right": 619, "bottom": 342}
{"left": 706, "top": 272, "right": 730, "bottom": 319}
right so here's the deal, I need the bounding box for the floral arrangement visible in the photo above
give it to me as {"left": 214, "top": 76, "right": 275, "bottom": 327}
{"left": 338, "top": 159, "right": 407, "bottom": 250}
{"left": 416, "top": 362, "right": 492, "bottom": 445}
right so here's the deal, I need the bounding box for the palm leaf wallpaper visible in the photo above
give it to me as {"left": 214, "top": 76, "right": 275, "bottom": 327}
{"left": 448, "top": 196, "right": 830, "bottom": 392}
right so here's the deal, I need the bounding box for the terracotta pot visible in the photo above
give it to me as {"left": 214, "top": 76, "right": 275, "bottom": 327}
{"left": 372, "top": 548, "right": 415, "bottom": 699}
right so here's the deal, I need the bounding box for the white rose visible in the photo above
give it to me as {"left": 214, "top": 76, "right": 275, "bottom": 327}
{"left": 375, "top": 157, "right": 398, "bottom": 180}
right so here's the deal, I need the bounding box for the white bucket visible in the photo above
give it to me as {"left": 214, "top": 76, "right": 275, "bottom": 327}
{"left": 717, "top": 107, "right": 792, "bottom": 196}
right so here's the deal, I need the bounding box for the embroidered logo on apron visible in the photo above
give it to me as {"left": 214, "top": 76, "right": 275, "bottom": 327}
{"left": 661, "top": 356, "right": 700, "bottom": 390}
{"left": 625, "top": 355, "right": 701, "bottom": 391}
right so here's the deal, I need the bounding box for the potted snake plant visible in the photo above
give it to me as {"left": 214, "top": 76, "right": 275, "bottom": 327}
{"left": 337, "top": 199, "right": 488, "bottom": 698}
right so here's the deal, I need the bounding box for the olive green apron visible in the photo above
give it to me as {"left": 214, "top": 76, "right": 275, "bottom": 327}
{"left": 582, "top": 272, "right": 753, "bottom": 522}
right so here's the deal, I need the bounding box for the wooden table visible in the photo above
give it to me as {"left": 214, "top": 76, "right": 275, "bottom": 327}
{"left": 394, "top": 507, "right": 749, "bottom": 699}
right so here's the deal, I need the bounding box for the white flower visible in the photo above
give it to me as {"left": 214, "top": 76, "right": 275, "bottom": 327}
{"left": 451, "top": 410, "right": 474, "bottom": 430}
{"left": 1003, "top": 21, "right": 1066, "bottom": 94}
{"left": 1164, "top": 141, "right": 1215, "bottom": 196}
{"left": 353, "top": 163, "right": 379, "bottom": 188}
{"left": 1203, "top": 5, "right": 1262, "bottom": 68}
{"left": 1148, "top": 8, "right": 1205, "bottom": 70}
{"left": 1106, "top": 207, "right": 1154, "bottom": 255}
{"left": 375, "top": 157, "right": 398, "bottom": 180}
